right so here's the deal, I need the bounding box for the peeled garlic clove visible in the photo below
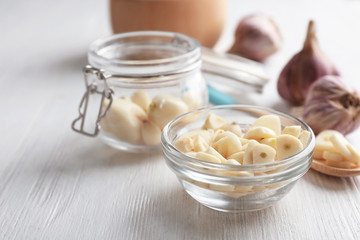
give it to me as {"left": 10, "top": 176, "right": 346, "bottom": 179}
{"left": 101, "top": 98, "right": 147, "bottom": 144}
{"left": 228, "top": 14, "right": 282, "bottom": 62}
{"left": 277, "top": 20, "right": 340, "bottom": 105}
{"left": 302, "top": 76, "right": 360, "bottom": 135}
{"left": 141, "top": 120, "right": 161, "bottom": 146}
{"left": 131, "top": 90, "right": 151, "bottom": 112}
{"left": 148, "top": 94, "right": 189, "bottom": 129}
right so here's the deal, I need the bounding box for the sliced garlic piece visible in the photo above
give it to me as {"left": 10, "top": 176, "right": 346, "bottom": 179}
{"left": 276, "top": 134, "right": 303, "bottom": 160}
{"left": 329, "top": 134, "right": 352, "bottom": 160}
{"left": 193, "top": 135, "right": 209, "bottom": 152}
{"left": 243, "top": 140, "right": 260, "bottom": 164}
{"left": 209, "top": 184, "right": 235, "bottom": 192}
{"left": 196, "top": 152, "right": 221, "bottom": 163}
{"left": 206, "top": 146, "right": 227, "bottom": 163}
{"left": 252, "top": 144, "right": 276, "bottom": 164}
{"left": 226, "top": 122, "right": 243, "bottom": 137}
{"left": 322, "top": 151, "right": 343, "bottom": 162}
{"left": 313, "top": 149, "right": 324, "bottom": 160}
{"left": 260, "top": 137, "right": 276, "bottom": 150}
{"left": 185, "top": 152, "right": 197, "bottom": 158}
{"left": 244, "top": 126, "right": 276, "bottom": 141}
{"left": 213, "top": 132, "right": 242, "bottom": 158}
{"left": 253, "top": 115, "right": 281, "bottom": 136}
{"left": 202, "top": 113, "right": 228, "bottom": 130}
{"left": 299, "top": 130, "right": 311, "bottom": 147}
{"left": 239, "top": 138, "right": 249, "bottom": 145}
{"left": 326, "top": 159, "right": 351, "bottom": 169}
{"left": 346, "top": 144, "right": 360, "bottom": 166}
{"left": 228, "top": 152, "right": 245, "bottom": 164}
{"left": 174, "top": 137, "right": 194, "bottom": 153}
{"left": 224, "top": 159, "right": 241, "bottom": 165}
{"left": 282, "top": 126, "right": 302, "bottom": 138}
{"left": 315, "top": 130, "right": 342, "bottom": 153}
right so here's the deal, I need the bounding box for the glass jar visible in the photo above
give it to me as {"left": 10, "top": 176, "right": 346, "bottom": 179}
{"left": 72, "top": 31, "right": 208, "bottom": 152}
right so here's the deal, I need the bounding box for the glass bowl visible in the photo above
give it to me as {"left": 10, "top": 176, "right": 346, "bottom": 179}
{"left": 161, "top": 105, "right": 315, "bottom": 212}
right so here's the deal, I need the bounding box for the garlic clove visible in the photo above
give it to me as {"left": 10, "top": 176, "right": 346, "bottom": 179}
{"left": 131, "top": 90, "right": 152, "bottom": 112}
{"left": 148, "top": 94, "right": 189, "bottom": 129}
{"left": 228, "top": 14, "right": 282, "bottom": 62}
{"left": 141, "top": 119, "right": 162, "bottom": 146}
{"left": 100, "top": 98, "right": 147, "bottom": 144}
{"left": 302, "top": 76, "right": 360, "bottom": 135}
{"left": 277, "top": 20, "right": 340, "bottom": 105}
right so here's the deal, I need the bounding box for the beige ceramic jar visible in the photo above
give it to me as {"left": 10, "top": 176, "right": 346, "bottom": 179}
{"left": 110, "top": 0, "right": 227, "bottom": 48}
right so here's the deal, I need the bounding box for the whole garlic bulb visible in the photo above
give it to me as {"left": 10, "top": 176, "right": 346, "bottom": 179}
{"left": 228, "top": 14, "right": 282, "bottom": 62}
{"left": 277, "top": 20, "right": 340, "bottom": 105}
{"left": 302, "top": 75, "right": 360, "bottom": 135}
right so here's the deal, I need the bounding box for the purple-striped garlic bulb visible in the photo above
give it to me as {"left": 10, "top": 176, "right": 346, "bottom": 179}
{"left": 277, "top": 20, "right": 340, "bottom": 105}
{"left": 228, "top": 14, "right": 282, "bottom": 62}
{"left": 302, "top": 75, "right": 360, "bottom": 135}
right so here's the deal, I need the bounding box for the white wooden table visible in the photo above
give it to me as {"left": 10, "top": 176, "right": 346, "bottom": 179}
{"left": 1, "top": 0, "right": 360, "bottom": 239}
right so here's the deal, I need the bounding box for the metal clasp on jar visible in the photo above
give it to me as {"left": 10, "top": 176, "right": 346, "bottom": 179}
{"left": 71, "top": 65, "right": 113, "bottom": 137}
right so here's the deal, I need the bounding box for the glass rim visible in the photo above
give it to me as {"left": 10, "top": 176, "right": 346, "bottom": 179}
{"left": 161, "top": 104, "right": 315, "bottom": 173}
{"left": 88, "top": 31, "right": 202, "bottom": 78}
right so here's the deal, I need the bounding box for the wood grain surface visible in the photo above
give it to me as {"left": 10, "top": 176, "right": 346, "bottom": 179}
{"left": 1, "top": 0, "right": 360, "bottom": 239}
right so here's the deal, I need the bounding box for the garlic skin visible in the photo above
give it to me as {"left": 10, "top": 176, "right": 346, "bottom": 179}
{"left": 277, "top": 20, "right": 340, "bottom": 105}
{"left": 228, "top": 14, "right": 282, "bottom": 62}
{"left": 302, "top": 75, "right": 360, "bottom": 135}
